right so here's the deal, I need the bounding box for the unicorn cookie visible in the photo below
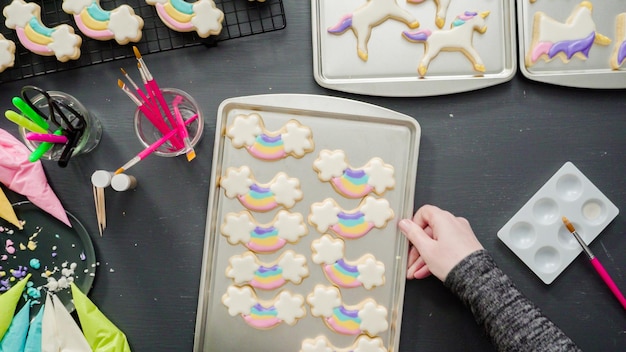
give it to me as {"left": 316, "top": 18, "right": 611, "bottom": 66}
{"left": 221, "top": 210, "right": 308, "bottom": 253}
{"left": 300, "top": 336, "right": 387, "bottom": 352}
{"left": 146, "top": 0, "right": 224, "bottom": 38}
{"left": 222, "top": 285, "right": 306, "bottom": 329}
{"left": 308, "top": 196, "right": 394, "bottom": 239}
{"left": 407, "top": 0, "right": 451, "bottom": 29}
{"left": 226, "top": 113, "right": 314, "bottom": 161}
{"left": 403, "top": 11, "right": 490, "bottom": 77}
{"left": 311, "top": 234, "right": 385, "bottom": 289}
{"left": 226, "top": 250, "right": 309, "bottom": 290}
{"left": 313, "top": 149, "right": 395, "bottom": 199}
{"left": 62, "top": 0, "right": 144, "bottom": 45}
{"left": 306, "top": 284, "right": 388, "bottom": 336}
{"left": 525, "top": 1, "right": 611, "bottom": 67}
{"left": 3, "top": 0, "right": 82, "bottom": 62}
{"left": 327, "top": 0, "right": 420, "bottom": 61}
{"left": 219, "top": 166, "right": 303, "bottom": 212}
{"left": 611, "top": 13, "right": 626, "bottom": 70}
{"left": 0, "top": 34, "right": 16, "bottom": 72}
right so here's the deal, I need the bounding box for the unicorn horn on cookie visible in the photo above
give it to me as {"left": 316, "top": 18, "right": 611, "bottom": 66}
{"left": 3, "top": 0, "right": 81, "bottom": 62}
{"left": 62, "top": 0, "right": 144, "bottom": 45}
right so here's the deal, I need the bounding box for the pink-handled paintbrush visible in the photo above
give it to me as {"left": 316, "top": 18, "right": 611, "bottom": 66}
{"left": 562, "top": 216, "right": 626, "bottom": 310}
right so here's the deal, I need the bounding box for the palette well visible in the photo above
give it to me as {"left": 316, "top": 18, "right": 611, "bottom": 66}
{"left": 497, "top": 162, "right": 619, "bottom": 284}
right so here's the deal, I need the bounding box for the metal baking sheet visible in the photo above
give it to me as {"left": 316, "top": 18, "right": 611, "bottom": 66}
{"left": 194, "top": 94, "right": 421, "bottom": 351}
{"left": 312, "top": 0, "right": 516, "bottom": 97}
{"left": 518, "top": 0, "right": 626, "bottom": 88}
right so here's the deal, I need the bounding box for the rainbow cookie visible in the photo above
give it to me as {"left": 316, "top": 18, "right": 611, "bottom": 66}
{"left": 611, "top": 13, "right": 626, "bottom": 69}
{"left": 3, "top": 0, "right": 82, "bottom": 62}
{"left": 219, "top": 166, "right": 303, "bottom": 212}
{"left": 222, "top": 285, "right": 306, "bottom": 329}
{"left": 308, "top": 196, "right": 394, "bottom": 239}
{"left": 146, "top": 0, "right": 224, "bottom": 38}
{"left": 0, "top": 34, "right": 16, "bottom": 73}
{"left": 525, "top": 1, "right": 611, "bottom": 67}
{"left": 402, "top": 11, "right": 490, "bottom": 77}
{"left": 407, "top": 0, "right": 451, "bottom": 29}
{"left": 327, "top": 0, "right": 420, "bottom": 61}
{"left": 306, "top": 285, "right": 388, "bottom": 336}
{"left": 62, "top": 0, "right": 144, "bottom": 45}
{"left": 313, "top": 149, "right": 395, "bottom": 199}
{"left": 226, "top": 113, "right": 314, "bottom": 161}
{"left": 311, "top": 235, "right": 385, "bottom": 290}
{"left": 226, "top": 250, "right": 309, "bottom": 290}
{"left": 300, "top": 335, "right": 387, "bottom": 352}
{"left": 221, "top": 210, "right": 308, "bottom": 253}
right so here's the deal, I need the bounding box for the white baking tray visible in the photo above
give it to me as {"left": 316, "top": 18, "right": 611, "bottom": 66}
{"left": 518, "top": 0, "right": 626, "bottom": 88}
{"left": 312, "top": 0, "right": 516, "bottom": 96}
{"left": 194, "top": 94, "right": 421, "bottom": 351}
{"left": 497, "top": 162, "right": 619, "bottom": 284}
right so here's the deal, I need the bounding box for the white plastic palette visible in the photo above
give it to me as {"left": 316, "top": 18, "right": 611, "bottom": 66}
{"left": 497, "top": 162, "right": 619, "bottom": 284}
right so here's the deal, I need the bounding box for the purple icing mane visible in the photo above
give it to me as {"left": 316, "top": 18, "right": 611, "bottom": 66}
{"left": 402, "top": 29, "right": 432, "bottom": 42}
{"left": 338, "top": 211, "right": 364, "bottom": 220}
{"left": 328, "top": 14, "right": 352, "bottom": 33}
{"left": 618, "top": 41, "right": 626, "bottom": 66}
{"left": 548, "top": 31, "right": 595, "bottom": 59}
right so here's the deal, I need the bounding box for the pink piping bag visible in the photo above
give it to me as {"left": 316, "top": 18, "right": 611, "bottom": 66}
{"left": 0, "top": 128, "right": 71, "bottom": 227}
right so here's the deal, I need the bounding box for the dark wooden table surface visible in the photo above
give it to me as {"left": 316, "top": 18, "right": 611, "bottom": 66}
{"left": 0, "top": 1, "right": 624, "bottom": 351}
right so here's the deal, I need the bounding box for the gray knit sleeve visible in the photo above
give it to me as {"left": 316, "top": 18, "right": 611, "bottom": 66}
{"left": 443, "top": 250, "right": 581, "bottom": 352}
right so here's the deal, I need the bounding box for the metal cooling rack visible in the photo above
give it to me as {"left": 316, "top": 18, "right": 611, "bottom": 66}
{"left": 0, "top": 0, "right": 286, "bottom": 83}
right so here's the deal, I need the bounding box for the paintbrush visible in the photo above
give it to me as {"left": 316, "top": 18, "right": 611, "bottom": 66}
{"left": 114, "top": 113, "right": 199, "bottom": 175}
{"left": 172, "top": 95, "right": 196, "bottom": 161}
{"left": 117, "top": 79, "right": 173, "bottom": 137}
{"left": 120, "top": 68, "right": 157, "bottom": 112}
{"left": 562, "top": 216, "right": 626, "bottom": 309}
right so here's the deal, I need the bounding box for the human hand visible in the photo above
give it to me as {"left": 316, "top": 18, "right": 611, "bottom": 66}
{"left": 398, "top": 205, "right": 483, "bottom": 281}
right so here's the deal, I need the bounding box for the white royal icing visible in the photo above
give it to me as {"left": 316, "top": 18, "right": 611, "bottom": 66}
{"left": 309, "top": 199, "right": 341, "bottom": 233}
{"left": 221, "top": 212, "right": 256, "bottom": 245}
{"left": 219, "top": 166, "right": 253, "bottom": 198}
{"left": 221, "top": 210, "right": 308, "bottom": 249}
{"left": 313, "top": 150, "right": 348, "bottom": 181}
{"left": 222, "top": 285, "right": 256, "bottom": 316}
{"left": 269, "top": 173, "right": 302, "bottom": 208}
{"left": 306, "top": 285, "right": 341, "bottom": 318}
{"left": 226, "top": 252, "right": 259, "bottom": 283}
{"left": 108, "top": 5, "right": 143, "bottom": 43}
{"left": 358, "top": 301, "right": 388, "bottom": 335}
{"left": 48, "top": 25, "right": 81, "bottom": 61}
{"left": 191, "top": 0, "right": 224, "bottom": 37}
{"left": 0, "top": 35, "right": 15, "bottom": 72}
{"left": 300, "top": 336, "right": 388, "bottom": 352}
{"left": 537, "top": 4, "right": 596, "bottom": 43}
{"left": 311, "top": 234, "right": 344, "bottom": 265}
{"left": 361, "top": 196, "right": 394, "bottom": 228}
{"left": 226, "top": 113, "right": 262, "bottom": 148}
{"left": 274, "top": 291, "right": 306, "bottom": 325}
{"left": 363, "top": 158, "right": 395, "bottom": 194}
{"left": 357, "top": 257, "right": 386, "bottom": 290}
{"left": 281, "top": 121, "right": 314, "bottom": 156}
{"left": 273, "top": 211, "right": 308, "bottom": 243}
{"left": 278, "top": 251, "right": 309, "bottom": 284}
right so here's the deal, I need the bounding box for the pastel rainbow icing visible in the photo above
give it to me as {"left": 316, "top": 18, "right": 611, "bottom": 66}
{"left": 226, "top": 251, "right": 309, "bottom": 290}
{"left": 146, "top": 0, "right": 224, "bottom": 38}
{"left": 226, "top": 113, "right": 314, "bottom": 161}
{"left": 222, "top": 286, "right": 305, "bottom": 329}
{"left": 62, "top": 0, "right": 144, "bottom": 44}
{"left": 221, "top": 211, "right": 308, "bottom": 253}
{"left": 238, "top": 183, "right": 279, "bottom": 212}
{"left": 327, "top": 306, "right": 361, "bottom": 335}
{"left": 308, "top": 197, "right": 394, "bottom": 240}
{"left": 324, "top": 259, "right": 360, "bottom": 288}
{"left": 220, "top": 166, "right": 302, "bottom": 212}
{"left": 248, "top": 224, "right": 284, "bottom": 253}
{"left": 248, "top": 134, "right": 286, "bottom": 160}
{"left": 244, "top": 303, "right": 281, "bottom": 329}
{"left": 311, "top": 234, "right": 385, "bottom": 289}
{"left": 332, "top": 211, "right": 374, "bottom": 239}
{"left": 307, "top": 285, "right": 388, "bottom": 336}
{"left": 526, "top": 1, "right": 611, "bottom": 66}
{"left": 313, "top": 150, "right": 395, "bottom": 199}
{"left": 3, "top": 0, "right": 82, "bottom": 62}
